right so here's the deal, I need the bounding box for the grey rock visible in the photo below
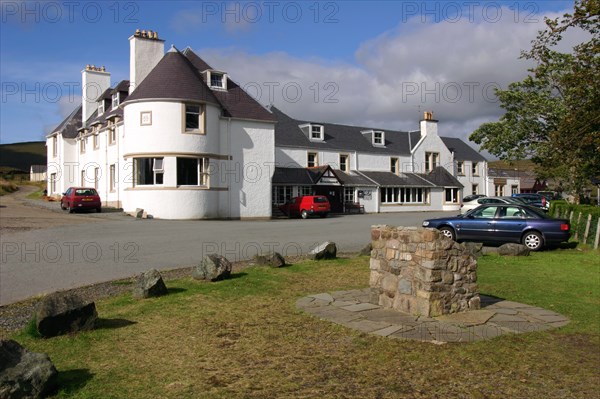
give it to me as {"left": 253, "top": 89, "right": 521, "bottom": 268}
{"left": 253, "top": 252, "right": 286, "bottom": 268}
{"left": 463, "top": 242, "right": 484, "bottom": 258}
{"left": 35, "top": 292, "right": 97, "bottom": 338}
{"left": 0, "top": 340, "right": 58, "bottom": 399}
{"left": 398, "top": 278, "right": 412, "bottom": 295}
{"left": 359, "top": 243, "right": 372, "bottom": 256}
{"left": 498, "top": 243, "right": 530, "bottom": 256}
{"left": 308, "top": 241, "right": 337, "bottom": 260}
{"left": 193, "top": 254, "right": 232, "bottom": 281}
{"left": 132, "top": 269, "right": 168, "bottom": 298}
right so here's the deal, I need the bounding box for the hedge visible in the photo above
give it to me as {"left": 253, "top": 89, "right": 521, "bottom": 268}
{"left": 550, "top": 200, "right": 600, "bottom": 247}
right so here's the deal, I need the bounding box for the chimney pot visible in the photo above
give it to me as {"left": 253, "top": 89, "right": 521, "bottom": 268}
{"left": 135, "top": 28, "right": 140, "bottom": 36}
{"left": 153, "top": 31, "right": 158, "bottom": 39}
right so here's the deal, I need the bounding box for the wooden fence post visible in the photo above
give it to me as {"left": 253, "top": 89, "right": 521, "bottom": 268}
{"left": 574, "top": 212, "right": 582, "bottom": 241}
{"left": 583, "top": 214, "right": 592, "bottom": 244}
{"left": 594, "top": 219, "right": 600, "bottom": 249}
{"left": 569, "top": 210, "right": 574, "bottom": 223}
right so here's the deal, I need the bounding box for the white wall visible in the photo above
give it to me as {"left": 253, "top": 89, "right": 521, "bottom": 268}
{"left": 218, "top": 118, "right": 275, "bottom": 219}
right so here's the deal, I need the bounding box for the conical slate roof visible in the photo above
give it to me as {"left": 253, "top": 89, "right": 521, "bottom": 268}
{"left": 126, "top": 49, "right": 220, "bottom": 104}
{"left": 126, "top": 47, "right": 276, "bottom": 122}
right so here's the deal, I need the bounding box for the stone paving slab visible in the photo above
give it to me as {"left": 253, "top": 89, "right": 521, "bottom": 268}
{"left": 296, "top": 290, "right": 570, "bottom": 344}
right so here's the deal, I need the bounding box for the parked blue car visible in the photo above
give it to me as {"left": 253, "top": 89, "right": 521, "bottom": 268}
{"left": 422, "top": 203, "right": 570, "bottom": 251}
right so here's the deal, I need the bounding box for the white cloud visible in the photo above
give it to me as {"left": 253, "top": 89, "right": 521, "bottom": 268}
{"left": 193, "top": 7, "right": 587, "bottom": 147}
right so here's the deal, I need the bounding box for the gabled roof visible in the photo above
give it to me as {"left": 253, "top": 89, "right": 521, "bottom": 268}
{"left": 440, "top": 137, "right": 486, "bottom": 162}
{"left": 272, "top": 106, "right": 416, "bottom": 155}
{"left": 49, "top": 105, "right": 82, "bottom": 139}
{"left": 272, "top": 166, "right": 374, "bottom": 186}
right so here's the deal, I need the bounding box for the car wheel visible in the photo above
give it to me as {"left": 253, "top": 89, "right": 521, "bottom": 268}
{"left": 97, "top": 208, "right": 102, "bottom": 213}
{"left": 439, "top": 226, "right": 456, "bottom": 241}
{"left": 68, "top": 204, "right": 74, "bottom": 213}
{"left": 522, "top": 231, "right": 543, "bottom": 251}
{"left": 301, "top": 210, "right": 308, "bottom": 219}
{"left": 61, "top": 203, "right": 66, "bottom": 211}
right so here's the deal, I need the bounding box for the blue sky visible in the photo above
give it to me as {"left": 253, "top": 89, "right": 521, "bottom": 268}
{"left": 0, "top": 1, "right": 576, "bottom": 144}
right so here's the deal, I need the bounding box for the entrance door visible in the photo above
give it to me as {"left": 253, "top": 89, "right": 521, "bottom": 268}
{"left": 315, "top": 186, "right": 343, "bottom": 213}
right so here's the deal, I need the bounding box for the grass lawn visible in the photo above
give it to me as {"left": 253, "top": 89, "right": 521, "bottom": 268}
{"left": 11, "top": 250, "right": 600, "bottom": 398}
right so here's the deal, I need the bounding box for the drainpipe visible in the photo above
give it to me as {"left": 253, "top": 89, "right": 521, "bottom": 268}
{"left": 227, "top": 116, "right": 232, "bottom": 219}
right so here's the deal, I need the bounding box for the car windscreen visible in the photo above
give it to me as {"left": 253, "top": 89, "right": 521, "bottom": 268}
{"left": 75, "top": 189, "right": 97, "bottom": 196}
{"left": 313, "top": 197, "right": 328, "bottom": 203}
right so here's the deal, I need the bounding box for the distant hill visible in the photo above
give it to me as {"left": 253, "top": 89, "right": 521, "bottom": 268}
{"left": 0, "top": 141, "right": 46, "bottom": 173}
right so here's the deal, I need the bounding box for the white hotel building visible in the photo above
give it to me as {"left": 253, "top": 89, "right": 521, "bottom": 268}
{"left": 47, "top": 30, "right": 489, "bottom": 219}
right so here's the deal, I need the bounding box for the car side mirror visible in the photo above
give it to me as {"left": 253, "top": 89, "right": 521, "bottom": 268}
{"left": 62, "top": 193, "right": 66, "bottom": 196}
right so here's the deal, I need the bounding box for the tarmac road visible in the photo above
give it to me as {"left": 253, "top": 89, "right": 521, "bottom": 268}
{"left": 0, "top": 189, "right": 454, "bottom": 305}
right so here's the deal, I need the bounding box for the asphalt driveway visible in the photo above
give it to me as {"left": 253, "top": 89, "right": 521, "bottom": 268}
{"left": 0, "top": 191, "right": 454, "bottom": 305}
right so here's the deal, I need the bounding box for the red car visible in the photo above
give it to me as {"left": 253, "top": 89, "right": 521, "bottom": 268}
{"left": 61, "top": 187, "right": 102, "bottom": 213}
{"left": 279, "top": 195, "right": 331, "bottom": 219}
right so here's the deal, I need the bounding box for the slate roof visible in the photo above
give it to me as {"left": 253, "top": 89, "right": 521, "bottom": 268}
{"left": 358, "top": 171, "right": 435, "bottom": 187}
{"left": 125, "top": 47, "right": 275, "bottom": 122}
{"left": 272, "top": 106, "right": 419, "bottom": 155}
{"left": 273, "top": 107, "right": 485, "bottom": 162}
{"left": 126, "top": 49, "right": 220, "bottom": 104}
{"left": 334, "top": 170, "right": 377, "bottom": 186}
{"left": 50, "top": 105, "right": 82, "bottom": 139}
{"left": 30, "top": 165, "right": 47, "bottom": 173}
{"left": 272, "top": 166, "right": 375, "bottom": 186}
{"left": 425, "top": 167, "right": 464, "bottom": 188}
{"left": 440, "top": 137, "right": 487, "bottom": 162}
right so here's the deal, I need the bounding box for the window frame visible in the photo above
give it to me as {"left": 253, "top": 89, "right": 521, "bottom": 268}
{"left": 372, "top": 131, "right": 385, "bottom": 146}
{"left": 52, "top": 136, "right": 57, "bottom": 157}
{"left": 495, "top": 184, "right": 505, "bottom": 196}
{"left": 457, "top": 161, "right": 464, "bottom": 175}
{"left": 98, "top": 100, "right": 104, "bottom": 115}
{"left": 390, "top": 157, "right": 399, "bottom": 175}
{"left": 183, "top": 103, "right": 206, "bottom": 134}
{"left": 207, "top": 70, "right": 227, "bottom": 90}
{"left": 444, "top": 187, "right": 460, "bottom": 204}
{"left": 111, "top": 92, "right": 120, "bottom": 109}
{"left": 176, "top": 157, "right": 210, "bottom": 187}
{"left": 339, "top": 154, "right": 349, "bottom": 172}
{"left": 79, "top": 136, "right": 86, "bottom": 154}
{"left": 307, "top": 152, "right": 318, "bottom": 168}
{"left": 272, "top": 185, "right": 293, "bottom": 205}
{"left": 425, "top": 152, "right": 440, "bottom": 172}
{"left": 472, "top": 184, "right": 478, "bottom": 195}
{"left": 380, "top": 187, "right": 429, "bottom": 204}
{"left": 309, "top": 124, "right": 324, "bottom": 141}
{"left": 472, "top": 162, "right": 479, "bottom": 176}
{"left": 344, "top": 187, "right": 355, "bottom": 203}
{"left": 134, "top": 157, "right": 164, "bottom": 186}
{"left": 109, "top": 164, "right": 116, "bottom": 192}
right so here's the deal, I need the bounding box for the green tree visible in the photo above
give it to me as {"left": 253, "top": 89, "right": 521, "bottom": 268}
{"left": 470, "top": 0, "right": 599, "bottom": 202}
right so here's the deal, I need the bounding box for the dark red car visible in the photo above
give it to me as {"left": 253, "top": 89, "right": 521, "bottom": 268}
{"left": 279, "top": 195, "right": 331, "bottom": 219}
{"left": 61, "top": 187, "right": 102, "bottom": 213}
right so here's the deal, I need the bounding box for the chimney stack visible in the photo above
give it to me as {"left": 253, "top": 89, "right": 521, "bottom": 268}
{"left": 81, "top": 65, "right": 110, "bottom": 127}
{"left": 129, "top": 28, "right": 165, "bottom": 94}
{"left": 420, "top": 110, "right": 438, "bottom": 137}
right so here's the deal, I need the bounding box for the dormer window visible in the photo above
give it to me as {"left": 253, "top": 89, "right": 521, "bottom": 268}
{"left": 310, "top": 124, "right": 324, "bottom": 141}
{"left": 98, "top": 101, "right": 104, "bottom": 115}
{"left": 373, "top": 131, "right": 385, "bottom": 146}
{"left": 112, "top": 92, "right": 120, "bottom": 109}
{"left": 362, "top": 129, "right": 385, "bottom": 146}
{"left": 207, "top": 70, "right": 227, "bottom": 90}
